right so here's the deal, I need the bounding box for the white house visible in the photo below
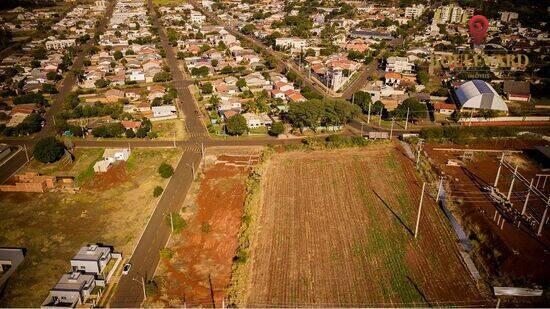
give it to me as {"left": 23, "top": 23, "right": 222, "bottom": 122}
{"left": 45, "top": 39, "right": 76, "bottom": 51}
{"left": 242, "top": 113, "right": 272, "bottom": 129}
{"left": 386, "top": 57, "right": 414, "bottom": 73}
{"left": 93, "top": 148, "right": 131, "bottom": 173}
{"left": 152, "top": 105, "right": 177, "bottom": 120}
{"left": 190, "top": 11, "right": 206, "bottom": 24}
{"left": 70, "top": 245, "right": 112, "bottom": 276}
{"left": 41, "top": 272, "right": 96, "bottom": 308}
{"left": 275, "top": 37, "right": 307, "bottom": 53}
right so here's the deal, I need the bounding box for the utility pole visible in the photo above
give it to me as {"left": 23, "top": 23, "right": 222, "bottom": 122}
{"left": 416, "top": 140, "right": 423, "bottom": 166}
{"left": 507, "top": 164, "right": 518, "bottom": 201}
{"left": 367, "top": 101, "right": 372, "bottom": 124}
{"left": 170, "top": 212, "right": 174, "bottom": 232}
{"left": 405, "top": 107, "right": 410, "bottom": 130}
{"left": 436, "top": 177, "right": 443, "bottom": 203}
{"left": 141, "top": 276, "right": 146, "bottom": 301}
{"left": 537, "top": 197, "right": 550, "bottom": 236}
{"left": 521, "top": 178, "right": 534, "bottom": 216}
{"left": 173, "top": 131, "right": 176, "bottom": 148}
{"left": 494, "top": 153, "right": 505, "bottom": 187}
{"left": 415, "top": 182, "right": 426, "bottom": 239}
{"left": 378, "top": 106, "right": 383, "bottom": 126}
{"left": 360, "top": 122, "right": 364, "bottom": 137}
{"left": 390, "top": 117, "right": 395, "bottom": 139}
{"left": 23, "top": 144, "right": 29, "bottom": 162}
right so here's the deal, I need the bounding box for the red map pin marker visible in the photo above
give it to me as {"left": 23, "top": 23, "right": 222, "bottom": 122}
{"left": 468, "top": 15, "right": 489, "bottom": 45}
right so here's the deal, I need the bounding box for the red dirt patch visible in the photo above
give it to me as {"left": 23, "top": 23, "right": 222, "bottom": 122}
{"left": 85, "top": 163, "right": 128, "bottom": 190}
{"left": 156, "top": 156, "right": 255, "bottom": 307}
{"left": 425, "top": 140, "right": 550, "bottom": 287}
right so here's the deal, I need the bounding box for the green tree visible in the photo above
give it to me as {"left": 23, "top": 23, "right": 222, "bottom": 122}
{"left": 351, "top": 91, "right": 372, "bottom": 114}
{"left": 113, "top": 50, "right": 123, "bottom": 61}
{"left": 191, "top": 66, "right": 209, "bottom": 77}
{"left": 158, "top": 162, "right": 174, "bottom": 178}
{"left": 241, "top": 23, "right": 256, "bottom": 35}
{"left": 226, "top": 114, "right": 247, "bottom": 135}
{"left": 391, "top": 97, "right": 426, "bottom": 121}
{"left": 125, "top": 129, "right": 136, "bottom": 138}
{"left": 33, "top": 137, "right": 65, "bottom": 163}
{"left": 94, "top": 79, "right": 110, "bottom": 88}
{"left": 153, "top": 186, "right": 163, "bottom": 197}
{"left": 417, "top": 70, "right": 429, "bottom": 86}
{"left": 153, "top": 71, "right": 172, "bottom": 82}
{"left": 269, "top": 121, "right": 284, "bottom": 136}
{"left": 46, "top": 71, "right": 58, "bottom": 81}
{"left": 201, "top": 82, "right": 213, "bottom": 94}
{"left": 236, "top": 78, "right": 247, "bottom": 89}
{"left": 42, "top": 83, "right": 58, "bottom": 94}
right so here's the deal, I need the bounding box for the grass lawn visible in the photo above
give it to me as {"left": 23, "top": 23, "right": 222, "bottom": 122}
{"left": 23, "top": 148, "right": 104, "bottom": 181}
{"left": 152, "top": 119, "right": 186, "bottom": 141}
{"left": 0, "top": 148, "right": 182, "bottom": 307}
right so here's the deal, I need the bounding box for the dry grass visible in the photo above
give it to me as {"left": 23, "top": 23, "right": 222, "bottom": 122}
{"left": 0, "top": 148, "right": 181, "bottom": 307}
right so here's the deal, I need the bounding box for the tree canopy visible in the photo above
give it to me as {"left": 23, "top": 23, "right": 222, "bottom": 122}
{"left": 33, "top": 137, "right": 65, "bottom": 163}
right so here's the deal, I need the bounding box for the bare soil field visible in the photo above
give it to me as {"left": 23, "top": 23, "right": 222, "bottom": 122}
{"left": 244, "top": 144, "right": 485, "bottom": 307}
{"left": 145, "top": 147, "right": 262, "bottom": 308}
{"left": 0, "top": 148, "right": 181, "bottom": 307}
{"left": 425, "top": 140, "right": 550, "bottom": 290}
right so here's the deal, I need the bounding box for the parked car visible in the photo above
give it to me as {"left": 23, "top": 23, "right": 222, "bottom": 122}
{"left": 122, "top": 263, "right": 132, "bottom": 275}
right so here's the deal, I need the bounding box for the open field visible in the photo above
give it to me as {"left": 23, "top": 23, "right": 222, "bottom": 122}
{"left": 145, "top": 147, "right": 262, "bottom": 308}
{"left": 425, "top": 140, "right": 550, "bottom": 291}
{"left": 152, "top": 119, "right": 187, "bottom": 141}
{"left": 0, "top": 148, "right": 181, "bottom": 307}
{"left": 243, "top": 145, "right": 485, "bottom": 307}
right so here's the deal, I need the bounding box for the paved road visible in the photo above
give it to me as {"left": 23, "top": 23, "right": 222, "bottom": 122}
{"left": 108, "top": 0, "right": 211, "bottom": 306}
{"left": 0, "top": 147, "right": 27, "bottom": 184}
{"left": 40, "top": 1, "right": 116, "bottom": 137}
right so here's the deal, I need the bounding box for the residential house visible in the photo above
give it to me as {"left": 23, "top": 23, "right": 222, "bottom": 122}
{"left": 386, "top": 57, "right": 414, "bottom": 73}
{"left": 93, "top": 148, "right": 131, "bottom": 173}
{"left": 41, "top": 272, "right": 96, "bottom": 308}
{"left": 151, "top": 105, "right": 177, "bottom": 120}
{"left": 70, "top": 244, "right": 112, "bottom": 276}
{"left": 0, "top": 248, "right": 25, "bottom": 291}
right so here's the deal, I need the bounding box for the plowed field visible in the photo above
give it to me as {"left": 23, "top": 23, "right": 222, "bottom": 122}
{"left": 246, "top": 144, "right": 486, "bottom": 307}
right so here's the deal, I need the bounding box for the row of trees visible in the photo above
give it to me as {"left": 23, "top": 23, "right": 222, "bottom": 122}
{"left": 287, "top": 99, "right": 361, "bottom": 130}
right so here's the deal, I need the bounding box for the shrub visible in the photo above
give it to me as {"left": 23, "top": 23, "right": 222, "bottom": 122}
{"left": 33, "top": 137, "right": 65, "bottom": 163}
{"left": 159, "top": 248, "right": 173, "bottom": 259}
{"left": 153, "top": 186, "right": 163, "bottom": 197}
{"left": 201, "top": 222, "right": 211, "bottom": 233}
{"left": 167, "top": 212, "right": 187, "bottom": 233}
{"left": 125, "top": 129, "right": 136, "bottom": 138}
{"left": 158, "top": 162, "right": 174, "bottom": 178}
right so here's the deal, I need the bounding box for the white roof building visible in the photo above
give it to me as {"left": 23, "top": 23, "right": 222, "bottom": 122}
{"left": 455, "top": 80, "right": 508, "bottom": 112}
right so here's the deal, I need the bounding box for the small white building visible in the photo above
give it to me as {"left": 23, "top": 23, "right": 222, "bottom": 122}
{"left": 275, "top": 37, "right": 307, "bottom": 53}
{"left": 45, "top": 39, "right": 76, "bottom": 51}
{"left": 93, "top": 148, "right": 131, "bottom": 173}
{"left": 152, "top": 105, "right": 177, "bottom": 120}
{"left": 41, "top": 272, "right": 96, "bottom": 308}
{"left": 70, "top": 245, "right": 112, "bottom": 276}
{"left": 386, "top": 57, "right": 414, "bottom": 74}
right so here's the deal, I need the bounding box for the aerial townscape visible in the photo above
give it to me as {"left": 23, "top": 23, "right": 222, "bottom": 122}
{"left": 0, "top": 0, "right": 549, "bottom": 307}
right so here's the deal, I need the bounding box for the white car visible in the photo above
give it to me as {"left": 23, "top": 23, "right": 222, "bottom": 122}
{"left": 122, "top": 263, "right": 132, "bottom": 275}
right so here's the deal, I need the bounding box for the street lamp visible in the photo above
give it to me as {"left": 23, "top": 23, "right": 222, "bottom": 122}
{"left": 132, "top": 275, "right": 147, "bottom": 301}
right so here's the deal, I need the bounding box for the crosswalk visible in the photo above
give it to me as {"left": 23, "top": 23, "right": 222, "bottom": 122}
{"left": 187, "top": 131, "right": 209, "bottom": 138}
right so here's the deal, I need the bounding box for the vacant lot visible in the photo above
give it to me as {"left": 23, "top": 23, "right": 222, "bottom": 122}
{"left": 0, "top": 148, "right": 181, "bottom": 307}
{"left": 145, "top": 147, "right": 262, "bottom": 308}
{"left": 244, "top": 145, "right": 485, "bottom": 307}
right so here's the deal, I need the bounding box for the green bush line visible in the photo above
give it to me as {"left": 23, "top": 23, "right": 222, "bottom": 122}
{"left": 226, "top": 150, "right": 272, "bottom": 307}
